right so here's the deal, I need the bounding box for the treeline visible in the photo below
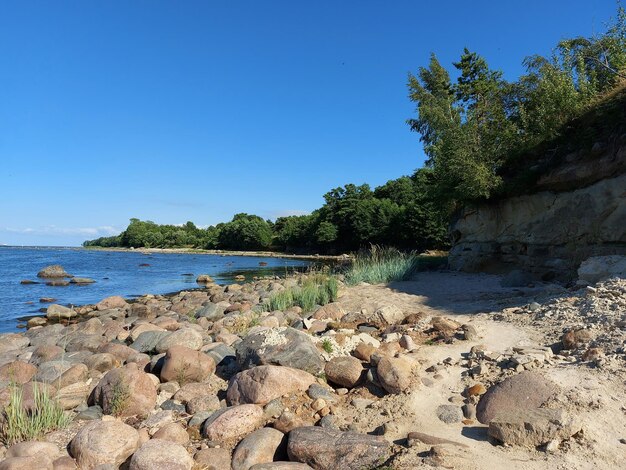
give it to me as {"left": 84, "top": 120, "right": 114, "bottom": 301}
{"left": 84, "top": 6, "right": 626, "bottom": 253}
{"left": 408, "top": 5, "right": 626, "bottom": 206}
{"left": 83, "top": 168, "right": 449, "bottom": 253}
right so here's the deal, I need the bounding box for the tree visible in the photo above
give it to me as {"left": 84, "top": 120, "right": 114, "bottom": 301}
{"left": 217, "top": 213, "right": 273, "bottom": 250}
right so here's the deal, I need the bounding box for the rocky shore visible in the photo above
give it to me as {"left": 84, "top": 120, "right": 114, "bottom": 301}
{"left": 0, "top": 269, "right": 625, "bottom": 469}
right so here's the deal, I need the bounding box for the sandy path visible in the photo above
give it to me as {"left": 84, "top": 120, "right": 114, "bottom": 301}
{"left": 336, "top": 272, "right": 626, "bottom": 469}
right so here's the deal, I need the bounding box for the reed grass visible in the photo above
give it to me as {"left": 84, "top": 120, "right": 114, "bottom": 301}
{"left": 1, "top": 384, "right": 72, "bottom": 445}
{"left": 345, "top": 245, "right": 445, "bottom": 285}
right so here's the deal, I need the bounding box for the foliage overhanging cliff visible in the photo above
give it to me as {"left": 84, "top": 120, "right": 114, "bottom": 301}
{"left": 85, "top": 5, "right": 626, "bottom": 254}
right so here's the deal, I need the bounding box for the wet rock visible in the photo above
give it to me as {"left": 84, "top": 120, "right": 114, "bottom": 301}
{"left": 196, "top": 274, "right": 214, "bottom": 283}
{"left": 202, "top": 404, "right": 265, "bottom": 443}
{"left": 476, "top": 372, "right": 558, "bottom": 424}
{"left": 70, "top": 277, "right": 95, "bottom": 284}
{"left": 287, "top": 426, "right": 391, "bottom": 470}
{"left": 227, "top": 365, "right": 316, "bottom": 405}
{"left": 232, "top": 427, "right": 286, "bottom": 470}
{"left": 324, "top": 356, "right": 363, "bottom": 388}
{"left": 236, "top": 327, "right": 323, "bottom": 375}
{"left": 69, "top": 420, "right": 139, "bottom": 469}
{"left": 160, "top": 346, "right": 215, "bottom": 383}
{"left": 488, "top": 408, "right": 582, "bottom": 447}
{"left": 129, "top": 439, "right": 194, "bottom": 470}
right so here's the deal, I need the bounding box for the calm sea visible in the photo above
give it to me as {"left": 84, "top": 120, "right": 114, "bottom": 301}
{"left": 0, "top": 246, "right": 311, "bottom": 333}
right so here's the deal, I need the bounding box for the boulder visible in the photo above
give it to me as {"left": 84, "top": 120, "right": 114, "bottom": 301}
{"left": 311, "top": 304, "right": 345, "bottom": 321}
{"left": 324, "top": 356, "right": 363, "bottom": 388}
{"left": 46, "top": 304, "right": 76, "bottom": 320}
{"left": 6, "top": 441, "right": 60, "bottom": 462}
{"left": 249, "top": 464, "right": 313, "bottom": 470}
{"left": 129, "top": 439, "right": 194, "bottom": 470}
{"left": 152, "top": 422, "right": 189, "bottom": 444}
{"left": 69, "top": 420, "right": 139, "bottom": 469}
{"left": 196, "top": 274, "right": 214, "bottom": 283}
{"left": 194, "top": 448, "right": 231, "bottom": 470}
{"left": 0, "top": 455, "right": 54, "bottom": 469}
{"left": 375, "top": 305, "right": 405, "bottom": 325}
{"left": 96, "top": 296, "right": 128, "bottom": 311}
{"left": 37, "top": 265, "right": 69, "bottom": 278}
{"left": 232, "top": 428, "right": 286, "bottom": 470}
{"left": 476, "top": 372, "right": 558, "bottom": 424}
{"left": 202, "top": 404, "right": 265, "bottom": 443}
{"left": 90, "top": 364, "right": 157, "bottom": 417}
{"left": 376, "top": 356, "right": 416, "bottom": 394}
{"left": 155, "top": 328, "right": 203, "bottom": 353}
{"left": 236, "top": 327, "right": 323, "bottom": 375}
{"left": 160, "top": 346, "right": 215, "bottom": 383}
{"left": 195, "top": 303, "right": 226, "bottom": 321}
{"left": 0, "top": 361, "right": 37, "bottom": 384}
{"left": 130, "top": 330, "right": 171, "bottom": 353}
{"left": 287, "top": 426, "right": 391, "bottom": 470}
{"left": 488, "top": 408, "right": 582, "bottom": 447}
{"left": 70, "top": 277, "right": 95, "bottom": 284}
{"left": 578, "top": 255, "right": 626, "bottom": 284}
{"left": 0, "top": 334, "right": 30, "bottom": 353}
{"left": 227, "top": 365, "right": 316, "bottom": 405}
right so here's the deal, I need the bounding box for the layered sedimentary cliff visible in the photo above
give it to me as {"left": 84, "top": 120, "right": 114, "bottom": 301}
{"left": 449, "top": 143, "right": 626, "bottom": 281}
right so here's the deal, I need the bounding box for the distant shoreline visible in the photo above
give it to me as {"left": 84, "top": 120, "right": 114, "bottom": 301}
{"left": 81, "top": 246, "right": 350, "bottom": 262}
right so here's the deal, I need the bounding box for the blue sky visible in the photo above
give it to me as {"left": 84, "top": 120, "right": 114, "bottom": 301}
{"left": 0, "top": 0, "right": 618, "bottom": 246}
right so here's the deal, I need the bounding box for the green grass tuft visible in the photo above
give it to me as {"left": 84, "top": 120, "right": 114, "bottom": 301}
{"left": 345, "top": 245, "right": 446, "bottom": 285}
{"left": 264, "top": 275, "right": 340, "bottom": 313}
{"left": 1, "top": 384, "right": 72, "bottom": 445}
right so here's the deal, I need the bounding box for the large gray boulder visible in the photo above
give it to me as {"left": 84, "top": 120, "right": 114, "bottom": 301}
{"left": 231, "top": 428, "right": 286, "bottom": 470}
{"left": 287, "top": 426, "right": 391, "bottom": 470}
{"left": 69, "top": 420, "right": 139, "bottom": 469}
{"left": 227, "top": 365, "right": 316, "bottom": 405}
{"left": 488, "top": 408, "right": 581, "bottom": 447}
{"left": 578, "top": 255, "right": 626, "bottom": 284}
{"left": 235, "top": 327, "right": 323, "bottom": 375}
{"left": 37, "top": 265, "right": 69, "bottom": 278}
{"left": 476, "top": 371, "right": 558, "bottom": 424}
{"left": 129, "top": 439, "right": 194, "bottom": 470}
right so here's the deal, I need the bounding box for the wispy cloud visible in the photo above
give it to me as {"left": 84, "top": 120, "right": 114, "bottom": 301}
{"left": 0, "top": 225, "right": 121, "bottom": 237}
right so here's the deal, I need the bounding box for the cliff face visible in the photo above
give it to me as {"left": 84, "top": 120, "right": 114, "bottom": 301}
{"left": 449, "top": 145, "right": 626, "bottom": 281}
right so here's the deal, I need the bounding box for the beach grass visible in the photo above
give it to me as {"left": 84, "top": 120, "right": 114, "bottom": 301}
{"left": 344, "top": 245, "right": 446, "bottom": 285}
{"left": 264, "top": 274, "right": 339, "bottom": 312}
{"left": 1, "top": 384, "right": 72, "bottom": 445}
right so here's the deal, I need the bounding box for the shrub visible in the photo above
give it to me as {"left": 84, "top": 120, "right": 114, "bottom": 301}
{"left": 1, "top": 384, "right": 72, "bottom": 445}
